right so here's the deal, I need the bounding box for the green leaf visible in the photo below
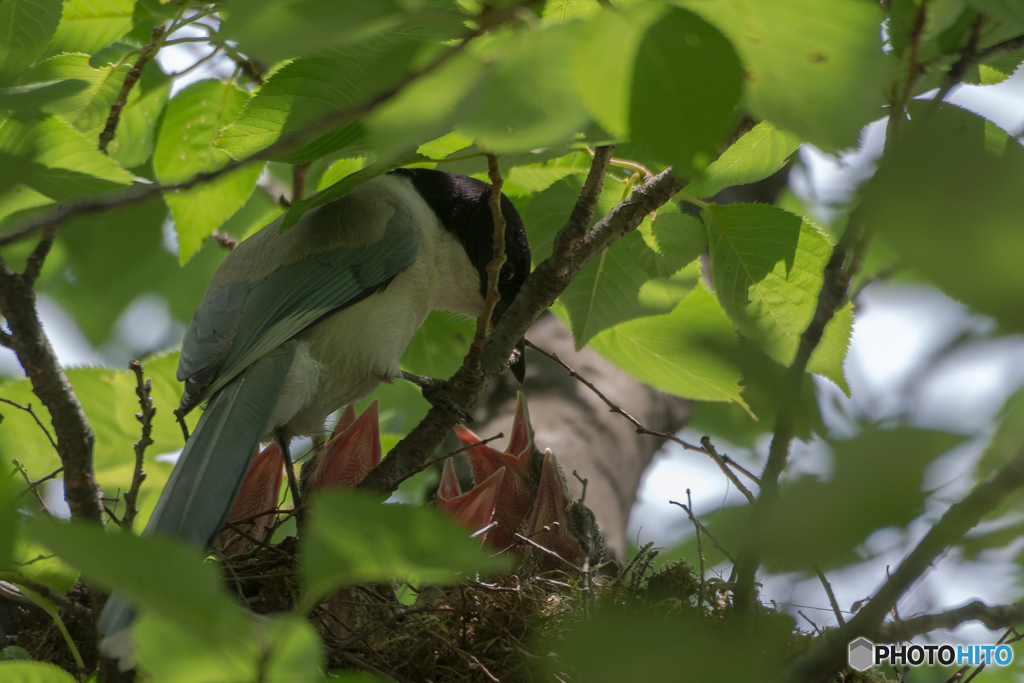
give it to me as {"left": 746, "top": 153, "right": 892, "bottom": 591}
{"left": 0, "top": 116, "right": 135, "bottom": 200}
{"left": 630, "top": 6, "right": 744, "bottom": 174}
{"left": 300, "top": 490, "right": 510, "bottom": 604}
{"left": 28, "top": 519, "right": 238, "bottom": 636}
{"left": 0, "top": 80, "right": 89, "bottom": 114}
{"left": 316, "top": 157, "right": 367, "bottom": 192}
{"left": 0, "top": 352, "right": 195, "bottom": 530}
{"left": 684, "top": 121, "right": 802, "bottom": 199}
{"left": 572, "top": 3, "right": 665, "bottom": 140}
{"left": 861, "top": 103, "right": 1024, "bottom": 332}
{"left": 703, "top": 203, "right": 851, "bottom": 393}
{"left": 456, "top": 23, "right": 591, "bottom": 154}
{"left": 562, "top": 238, "right": 702, "bottom": 349}
{"left": 107, "top": 68, "right": 169, "bottom": 169}
{"left": 966, "top": 0, "right": 1024, "bottom": 29}
{"left": 584, "top": 285, "right": 749, "bottom": 407}
{"left": 11, "top": 537, "right": 80, "bottom": 594}
{"left": 542, "top": 0, "right": 600, "bottom": 25}
{"left": 154, "top": 80, "right": 264, "bottom": 263}
{"left": 219, "top": 0, "right": 409, "bottom": 63}
{"left": 367, "top": 53, "right": 483, "bottom": 164}
{"left": 399, "top": 311, "right": 474, "bottom": 379}
{"left": 688, "top": 340, "right": 825, "bottom": 447}
{"left": 280, "top": 165, "right": 383, "bottom": 231}
{"left": 216, "top": 36, "right": 425, "bottom": 163}
{"left": 0, "top": 661, "right": 77, "bottom": 683}
{"left": 978, "top": 49, "right": 1024, "bottom": 85}
{"left": 135, "top": 612, "right": 325, "bottom": 683}
{"left": 46, "top": 0, "right": 136, "bottom": 57}
{"left": 26, "top": 53, "right": 130, "bottom": 142}
{"left": 0, "top": 646, "right": 33, "bottom": 661}
{"left": 678, "top": 0, "right": 890, "bottom": 151}
{"left": 757, "top": 427, "right": 962, "bottom": 571}
{"left": 519, "top": 174, "right": 584, "bottom": 265}
{"left": 0, "top": 0, "right": 64, "bottom": 85}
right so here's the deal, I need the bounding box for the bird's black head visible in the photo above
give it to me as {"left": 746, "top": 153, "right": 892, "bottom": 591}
{"left": 391, "top": 167, "right": 531, "bottom": 382}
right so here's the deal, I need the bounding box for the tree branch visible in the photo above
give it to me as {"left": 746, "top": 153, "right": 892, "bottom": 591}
{"left": 734, "top": 209, "right": 872, "bottom": 613}
{"left": 122, "top": 360, "right": 154, "bottom": 532}
{"left": 98, "top": 25, "right": 166, "bottom": 154}
{"left": 876, "top": 601, "right": 1024, "bottom": 643}
{"left": 0, "top": 253, "right": 102, "bottom": 523}
{"left": 360, "top": 159, "right": 689, "bottom": 492}
{"left": 781, "top": 442, "right": 1024, "bottom": 682}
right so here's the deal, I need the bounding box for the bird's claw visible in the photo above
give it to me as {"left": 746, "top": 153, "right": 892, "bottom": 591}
{"left": 401, "top": 372, "right": 473, "bottom": 423}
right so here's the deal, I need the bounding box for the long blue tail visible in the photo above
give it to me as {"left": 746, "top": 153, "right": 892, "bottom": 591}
{"left": 99, "top": 343, "right": 296, "bottom": 657}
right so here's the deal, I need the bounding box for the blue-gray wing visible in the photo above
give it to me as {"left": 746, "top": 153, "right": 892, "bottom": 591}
{"left": 177, "top": 211, "right": 421, "bottom": 413}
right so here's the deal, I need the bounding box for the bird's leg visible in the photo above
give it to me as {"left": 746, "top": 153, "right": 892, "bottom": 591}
{"left": 275, "top": 427, "right": 304, "bottom": 527}
{"left": 401, "top": 371, "right": 473, "bottom": 422}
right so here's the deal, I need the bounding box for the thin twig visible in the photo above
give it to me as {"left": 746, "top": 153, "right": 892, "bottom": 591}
{"left": 122, "top": 360, "right": 154, "bottom": 532}
{"left": 669, "top": 500, "right": 736, "bottom": 564}
{"left": 525, "top": 338, "right": 757, "bottom": 502}
{"left": 813, "top": 563, "right": 846, "bottom": 626}
{"left": 781, "top": 442, "right": 1024, "bottom": 682}
{"left": 390, "top": 433, "right": 503, "bottom": 489}
{"left": 12, "top": 459, "right": 53, "bottom": 519}
{"left": 0, "top": 398, "right": 57, "bottom": 451}
{"left": 935, "top": 14, "right": 990, "bottom": 102}
{"left": 99, "top": 25, "right": 166, "bottom": 153}
{"left": 466, "top": 155, "right": 507, "bottom": 380}
{"left": 512, "top": 533, "right": 581, "bottom": 573}
{"left": 688, "top": 489, "right": 705, "bottom": 596}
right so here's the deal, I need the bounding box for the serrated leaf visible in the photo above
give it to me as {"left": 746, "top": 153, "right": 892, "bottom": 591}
{"left": 684, "top": 121, "right": 802, "bottom": 199}
{"left": 456, "top": 23, "right": 591, "bottom": 154}
{"left": 630, "top": 6, "right": 743, "bottom": 173}
{"left": 678, "top": 0, "right": 889, "bottom": 151}
{"left": 0, "top": 661, "right": 77, "bottom": 682}
{"left": 399, "top": 311, "right": 474, "bottom": 379}
{"left": 584, "top": 285, "right": 748, "bottom": 407}
{"left": 301, "top": 490, "right": 510, "bottom": 603}
{"left": 46, "top": 0, "right": 136, "bottom": 57}
{"left": 0, "top": 0, "right": 64, "bottom": 85}
{"left": 860, "top": 103, "right": 1024, "bottom": 332}
{"left": 562, "top": 238, "right": 702, "bottom": 349}
{"left": 703, "top": 202, "right": 851, "bottom": 392}
{"left": 154, "top": 80, "right": 264, "bottom": 263}
{"left": 26, "top": 53, "right": 130, "bottom": 141}
{"left": 217, "top": 37, "right": 428, "bottom": 163}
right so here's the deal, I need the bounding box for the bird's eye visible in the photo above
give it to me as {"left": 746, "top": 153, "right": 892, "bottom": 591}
{"left": 500, "top": 268, "right": 516, "bottom": 283}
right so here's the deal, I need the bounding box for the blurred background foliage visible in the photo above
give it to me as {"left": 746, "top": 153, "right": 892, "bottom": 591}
{"left": 0, "top": 0, "right": 1023, "bottom": 681}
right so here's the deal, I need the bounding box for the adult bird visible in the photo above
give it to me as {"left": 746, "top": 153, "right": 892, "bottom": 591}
{"left": 99, "top": 167, "right": 531, "bottom": 662}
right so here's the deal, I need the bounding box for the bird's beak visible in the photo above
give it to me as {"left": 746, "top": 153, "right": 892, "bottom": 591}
{"left": 510, "top": 338, "right": 526, "bottom": 384}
